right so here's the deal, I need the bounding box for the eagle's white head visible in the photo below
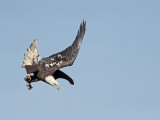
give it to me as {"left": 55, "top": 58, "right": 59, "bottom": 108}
{"left": 45, "top": 75, "right": 60, "bottom": 90}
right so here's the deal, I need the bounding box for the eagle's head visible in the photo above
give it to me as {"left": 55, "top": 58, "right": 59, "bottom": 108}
{"left": 45, "top": 75, "right": 60, "bottom": 90}
{"left": 52, "top": 81, "right": 60, "bottom": 91}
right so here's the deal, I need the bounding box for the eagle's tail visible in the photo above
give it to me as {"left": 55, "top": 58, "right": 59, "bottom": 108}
{"left": 22, "top": 40, "right": 41, "bottom": 68}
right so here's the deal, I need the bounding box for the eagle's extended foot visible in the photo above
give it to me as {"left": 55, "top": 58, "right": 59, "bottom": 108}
{"left": 25, "top": 74, "right": 31, "bottom": 82}
{"left": 24, "top": 74, "right": 31, "bottom": 82}
{"left": 24, "top": 74, "right": 33, "bottom": 90}
{"left": 26, "top": 83, "right": 33, "bottom": 90}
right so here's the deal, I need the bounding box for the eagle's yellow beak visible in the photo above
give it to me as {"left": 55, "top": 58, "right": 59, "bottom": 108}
{"left": 56, "top": 85, "right": 60, "bottom": 91}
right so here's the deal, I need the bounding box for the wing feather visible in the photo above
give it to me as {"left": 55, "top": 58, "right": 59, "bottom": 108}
{"left": 22, "top": 40, "right": 41, "bottom": 74}
{"left": 41, "top": 20, "right": 86, "bottom": 72}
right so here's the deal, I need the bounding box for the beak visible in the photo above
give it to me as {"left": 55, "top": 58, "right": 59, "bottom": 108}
{"left": 55, "top": 85, "right": 60, "bottom": 91}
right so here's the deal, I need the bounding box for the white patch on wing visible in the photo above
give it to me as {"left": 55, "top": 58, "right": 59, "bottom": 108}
{"left": 45, "top": 62, "right": 57, "bottom": 67}
{"left": 45, "top": 75, "right": 59, "bottom": 86}
{"left": 58, "top": 54, "right": 63, "bottom": 58}
{"left": 49, "top": 62, "right": 56, "bottom": 66}
{"left": 56, "top": 63, "right": 60, "bottom": 66}
{"left": 45, "top": 64, "right": 49, "bottom": 67}
{"left": 49, "top": 64, "right": 53, "bottom": 66}
{"left": 78, "top": 42, "right": 81, "bottom": 49}
{"left": 51, "top": 58, "right": 54, "bottom": 61}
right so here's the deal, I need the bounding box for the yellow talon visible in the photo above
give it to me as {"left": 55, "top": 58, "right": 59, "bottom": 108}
{"left": 27, "top": 74, "right": 31, "bottom": 80}
{"left": 29, "top": 83, "right": 33, "bottom": 88}
{"left": 28, "top": 83, "right": 33, "bottom": 90}
{"left": 25, "top": 74, "right": 33, "bottom": 90}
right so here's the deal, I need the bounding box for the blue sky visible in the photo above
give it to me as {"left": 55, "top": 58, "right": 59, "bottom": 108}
{"left": 0, "top": 0, "right": 160, "bottom": 120}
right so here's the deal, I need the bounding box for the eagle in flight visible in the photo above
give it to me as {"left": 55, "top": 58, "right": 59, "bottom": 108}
{"left": 22, "top": 21, "right": 86, "bottom": 90}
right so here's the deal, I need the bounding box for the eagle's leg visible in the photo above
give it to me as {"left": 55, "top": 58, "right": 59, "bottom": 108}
{"left": 26, "top": 83, "right": 33, "bottom": 90}
{"left": 24, "top": 74, "right": 31, "bottom": 82}
{"left": 27, "top": 74, "right": 31, "bottom": 79}
{"left": 24, "top": 74, "right": 33, "bottom": 90}
{"left": 27, "top": 78, "right": 39, "bottom": 90}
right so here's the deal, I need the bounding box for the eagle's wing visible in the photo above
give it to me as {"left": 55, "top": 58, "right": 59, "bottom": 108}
{"left": 41, "top": 20, "right": 86, "bottom": 72}
{"left": 54, "top": 70, "right": 74, "bottom": 85}
{"left": 22, "top": 40, "right": 41, "bottom": 74}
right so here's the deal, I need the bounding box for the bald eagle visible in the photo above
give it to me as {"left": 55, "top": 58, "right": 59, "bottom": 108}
{"left": 22, "top": 21, "right": 86, "bottom": 90}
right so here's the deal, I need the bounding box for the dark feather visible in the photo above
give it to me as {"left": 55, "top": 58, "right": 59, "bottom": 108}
{"left": 54, "top": 70, "right": 74, "bottom": 85}
{"left": 41, "top": 20, "right": 86, "bottom": 74}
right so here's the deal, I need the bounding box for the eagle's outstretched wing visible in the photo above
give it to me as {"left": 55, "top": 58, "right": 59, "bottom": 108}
{"left": 22, "top": 40, "right": 41, "bottom": 74}
{"left": 41, "top": 20, "right": 86, "bottom": 72}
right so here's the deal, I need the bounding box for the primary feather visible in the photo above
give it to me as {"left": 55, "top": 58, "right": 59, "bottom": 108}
{"left": 22, "top": 40, "right": 40, "bottom": 68}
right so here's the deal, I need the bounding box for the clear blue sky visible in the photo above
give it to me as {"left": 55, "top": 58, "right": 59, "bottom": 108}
{"left": 0, "top": 0, "right": 160, "bottom": 120}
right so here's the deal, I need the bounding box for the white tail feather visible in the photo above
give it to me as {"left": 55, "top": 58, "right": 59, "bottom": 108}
{"left": 22, "top": 40, "right": 41, "bottom": 68}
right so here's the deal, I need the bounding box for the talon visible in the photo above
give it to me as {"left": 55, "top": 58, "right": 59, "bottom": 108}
{"left": 27, "top": 83, "right": 33, "bottom": 90}
{"left": 27, "top": 74, "right": 31, "bottom": 80}
{"left": 24, "top": 74, "right": 31, "bottom": 83}
{"left": 25, "top": 78, "right": 29, "bottom": 82}
{"left": 28, "top": 87, "right": 32, "bottom": 90}
{"left": 24, "top": 74, "right": 33, "bottom": 90}
{"left": 29, "top": 83, "right": 33, "bottom": 88}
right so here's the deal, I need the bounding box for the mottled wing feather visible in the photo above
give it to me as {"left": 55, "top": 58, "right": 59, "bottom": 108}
{"left": 42, "top": 20, "right": 86, "bottom": 72}
{"left": 22, "top": 40, "right": 41, "bottom": 74}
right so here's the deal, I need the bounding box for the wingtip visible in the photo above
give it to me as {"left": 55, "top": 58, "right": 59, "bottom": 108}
{"left": 82, "top": 20, "right": 86, "bottom": 26}
{"left": 70, "top": 80, "right": 74, "bottom": 85}
{"left": 33, "top": 39, "right": 38, "bottom": 43}
{"left": 79, "top": 20, "right": 86, "bottom": 33}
